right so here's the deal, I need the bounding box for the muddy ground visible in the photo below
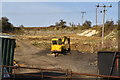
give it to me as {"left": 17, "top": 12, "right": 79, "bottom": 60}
{"left": 14, "top": 40, "right": 97, "bottom": 78}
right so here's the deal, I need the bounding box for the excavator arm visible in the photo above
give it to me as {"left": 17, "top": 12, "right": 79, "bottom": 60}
{"left": 62, "top": 36, "right": 70, "bottom": 51}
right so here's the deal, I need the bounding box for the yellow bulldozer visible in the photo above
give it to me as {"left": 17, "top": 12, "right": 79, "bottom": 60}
{"left": 50, "top": 36, "right": 70, "bottom": 57}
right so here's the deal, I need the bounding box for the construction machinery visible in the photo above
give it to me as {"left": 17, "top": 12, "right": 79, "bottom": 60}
{"left": 50, "top": 36, "right": 70, "bottom": 57}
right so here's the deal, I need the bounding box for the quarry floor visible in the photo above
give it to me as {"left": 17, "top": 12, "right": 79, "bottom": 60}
{"left": 13, "top": 31, "right": 99, "bottom": 78}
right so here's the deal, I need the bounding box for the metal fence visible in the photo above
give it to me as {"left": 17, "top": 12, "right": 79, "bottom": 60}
{"left": 0, "top": 37, "right": 16, "bottom": 79}
{"left": 1, "top": 65, "right": 120, "bottom": 80}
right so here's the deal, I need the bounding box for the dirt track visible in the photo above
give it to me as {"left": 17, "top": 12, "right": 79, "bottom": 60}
{"left": 14, "top": 38, "right": 98, "bottom": 76}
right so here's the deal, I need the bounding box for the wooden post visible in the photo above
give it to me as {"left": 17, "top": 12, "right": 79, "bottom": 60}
{"left": 41, "top": 70, "right": 44, "bottom": 79}
{"left": 65, "top": 69, "right": 68, "bottom": 80}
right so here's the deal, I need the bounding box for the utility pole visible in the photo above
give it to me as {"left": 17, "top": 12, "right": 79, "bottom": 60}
{"left": 96, "top": 7, "right": 98, "bottom": 27}
{"left": 96, "top": 4, "right": 112, "bottom": 49}
{"left": 81, "top": 12, "right": 86, "bottom": 25}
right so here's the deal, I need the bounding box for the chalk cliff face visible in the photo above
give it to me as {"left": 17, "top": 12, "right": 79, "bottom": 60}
{"left": 77, "top": 29, "right": 99, "bottom": 37}
{"left": 104, "top": 28, "right": 118, "bottom": 51}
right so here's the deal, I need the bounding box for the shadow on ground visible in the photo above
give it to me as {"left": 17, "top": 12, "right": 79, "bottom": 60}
{"left": 35, "top": 49, "right": 84, "bottom": 56}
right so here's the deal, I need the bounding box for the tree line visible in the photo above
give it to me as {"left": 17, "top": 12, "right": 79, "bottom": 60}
{"left": 51, "top": 19, "right": 92, "bottom": 30}
{"left": 0, "top": 17, "right": 14, "bottom": 32}
{"left": 0, "top": 17, "right": 119, "bottom": 33}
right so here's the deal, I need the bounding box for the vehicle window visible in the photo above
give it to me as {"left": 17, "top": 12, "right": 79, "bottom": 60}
{"left": 58, "top": 39, "right": 62, "bottom": 45}
{"left": 52, "top": 40, "right": 57, "bottom": 45}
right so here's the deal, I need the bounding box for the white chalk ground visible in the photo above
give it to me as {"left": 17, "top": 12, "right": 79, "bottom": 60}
{"left": 77, "top": 29, "right": 99, "bottom": 37}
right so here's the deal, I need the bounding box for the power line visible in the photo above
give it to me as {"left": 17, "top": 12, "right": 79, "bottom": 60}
{"left": 96, "top": 4, "right": 112, "bottom": 49}
{"left": 81, "top": 11, "right": 86, "bottom": 25}
{"left": 96, "top": 7, "right": 98, "bottom": 27}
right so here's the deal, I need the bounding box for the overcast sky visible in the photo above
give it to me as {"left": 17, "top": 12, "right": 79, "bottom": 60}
{"left": 2, "top": 2, "right": 118, "bottom": 27}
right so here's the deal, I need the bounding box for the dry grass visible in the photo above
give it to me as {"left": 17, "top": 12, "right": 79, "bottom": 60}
{"left": 12, "top": 28, "right": 118, "bottom": 53}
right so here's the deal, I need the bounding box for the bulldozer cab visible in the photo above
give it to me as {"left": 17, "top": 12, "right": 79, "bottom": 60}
{"left": 52, "top": 39, "right": 62, "bottom": 45}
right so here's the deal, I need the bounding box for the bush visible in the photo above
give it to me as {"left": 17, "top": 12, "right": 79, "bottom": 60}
{"left": 0, "top": 17, "right": 14, "bottom": 32}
